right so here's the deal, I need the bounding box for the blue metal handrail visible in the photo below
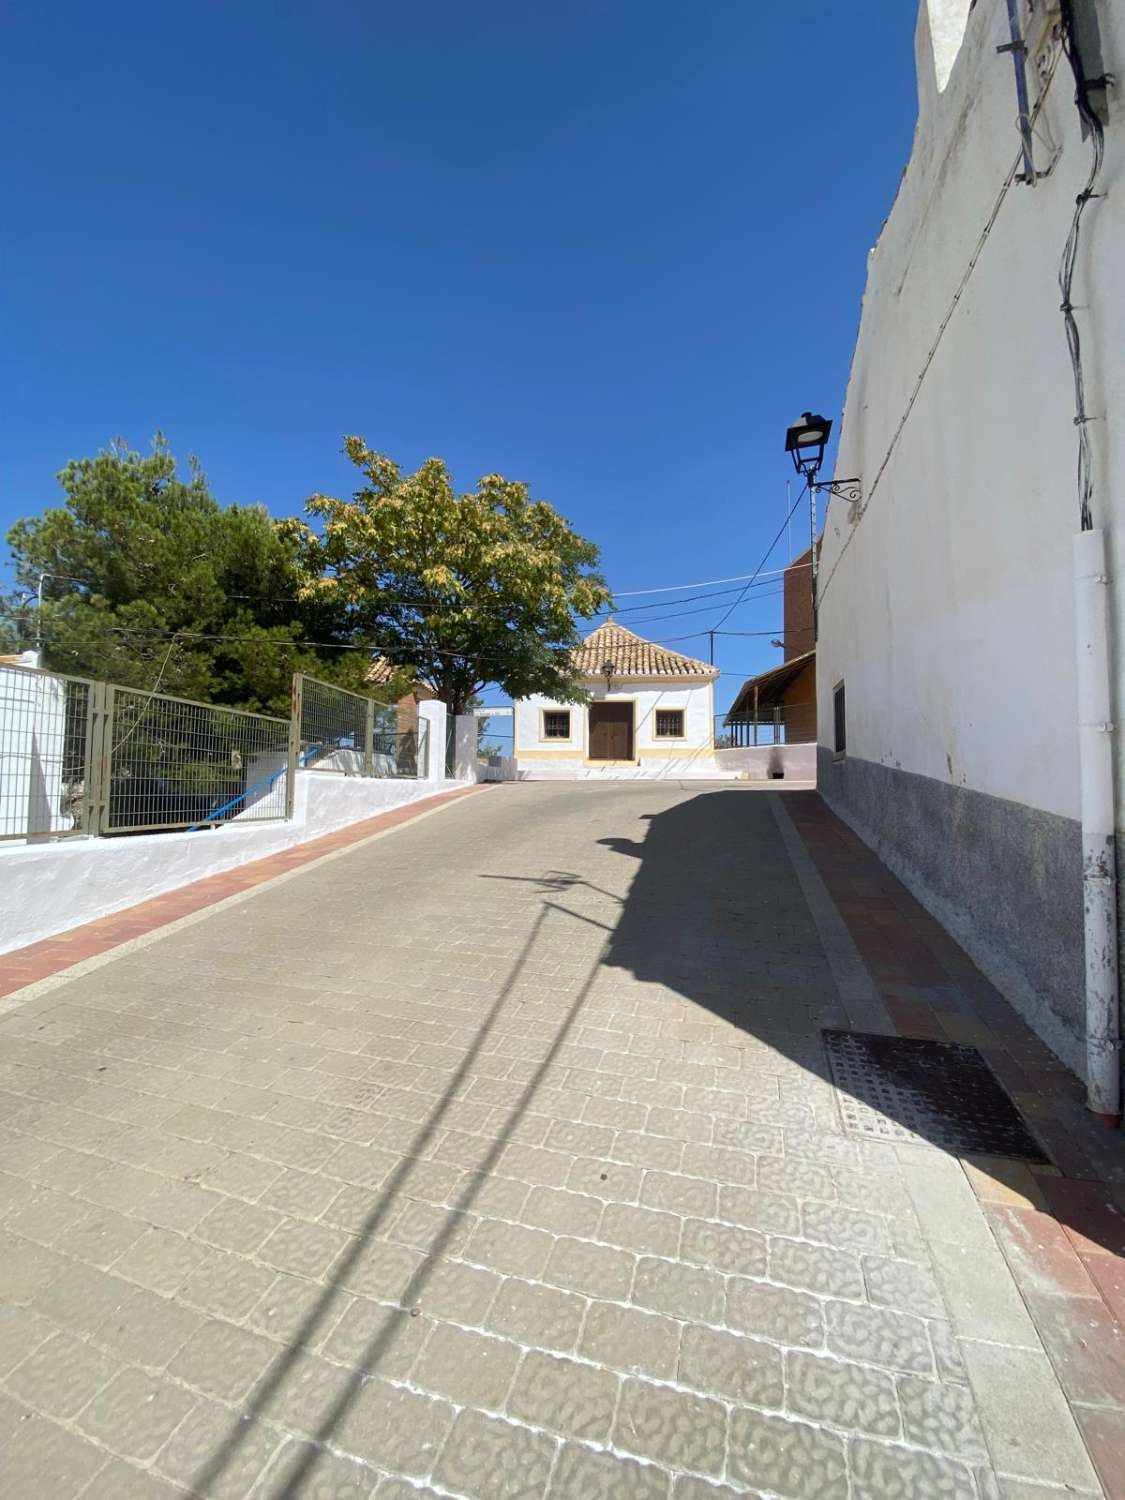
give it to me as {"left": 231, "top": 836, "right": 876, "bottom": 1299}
{"left": 185, "top": 743, "right": 327, "bottom": 832}
{"left": 185, "top": 727, "right": 420, "bottom": 833}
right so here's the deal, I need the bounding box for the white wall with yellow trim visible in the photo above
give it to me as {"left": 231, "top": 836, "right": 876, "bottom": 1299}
{"left": 514, "top": 678, "right": 720, "bottom": 775}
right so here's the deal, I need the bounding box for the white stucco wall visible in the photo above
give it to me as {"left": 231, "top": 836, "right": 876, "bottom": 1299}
{"left": 0, "top": 664, "right": 71, "bottom": 839}
{"left": 818, "top": 0, "right": 1125, "bottom": 824}
{"left": 515, "top": 680, "right": 715, "bottom": 761}
{"left": 714, "top": 744, "right": 817, "bottom": 783}
{"left": 0, "top": 770, "right": 460, "bottom": 955}
{"left": 417, "top": 700, "right": 445, "bottom": 779}
{"left": 514, "top": 694, "right": 585, "bottom": 755}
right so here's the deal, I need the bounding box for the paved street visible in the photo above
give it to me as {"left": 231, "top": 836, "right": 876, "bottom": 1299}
{"left": 0, "top": 781, "right": 1122, "bottom": 1498}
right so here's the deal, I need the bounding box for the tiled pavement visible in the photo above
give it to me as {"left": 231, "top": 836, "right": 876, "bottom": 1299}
{"left": 0, "top": 785, "right": 485, "bottom": 1002}
{"left": 0, "top": 781, "right": 1122, "bottom": 1498}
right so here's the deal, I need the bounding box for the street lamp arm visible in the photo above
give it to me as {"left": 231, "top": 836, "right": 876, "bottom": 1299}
{"left": 810, "top": 477, "right": 863, "bottom": 505}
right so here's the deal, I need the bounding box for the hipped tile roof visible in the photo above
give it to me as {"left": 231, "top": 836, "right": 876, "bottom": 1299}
{"left": 572, "top": 621, "right": 718, "bottom": 679}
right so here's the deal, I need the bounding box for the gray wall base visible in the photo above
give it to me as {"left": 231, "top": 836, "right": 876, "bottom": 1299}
{"left": 817, "top": 749, "right": 1087, "bottom": 1079}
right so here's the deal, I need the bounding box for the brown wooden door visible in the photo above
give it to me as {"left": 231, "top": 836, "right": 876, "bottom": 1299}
{"left": 588, "top": 702, "right": 633, "bottom": 760}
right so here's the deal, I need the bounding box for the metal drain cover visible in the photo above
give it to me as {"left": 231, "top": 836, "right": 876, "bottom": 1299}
{"left": 822, "top": 1030, "right": 1047, "bottom": 1160}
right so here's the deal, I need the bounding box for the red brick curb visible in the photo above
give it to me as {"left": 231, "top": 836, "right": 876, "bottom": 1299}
{"left": 0, "top": 783, "right": 487, "bottom": 1000}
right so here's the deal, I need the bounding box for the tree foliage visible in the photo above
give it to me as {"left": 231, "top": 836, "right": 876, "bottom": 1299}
{"left": 287, "top": 438, "right": 611, "bottom": 714}
{"left": 4, "top": 438, "right": 396, "bottom": 715}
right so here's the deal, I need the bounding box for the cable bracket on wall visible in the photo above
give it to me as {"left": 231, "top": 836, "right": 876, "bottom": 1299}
{"left": 999, "top": 0, "right": 1053, "bottom": 183}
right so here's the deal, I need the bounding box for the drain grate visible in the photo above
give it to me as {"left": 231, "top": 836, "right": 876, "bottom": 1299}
{"left": 822, "top": 1029, "right": 1048, "bottom": 1161}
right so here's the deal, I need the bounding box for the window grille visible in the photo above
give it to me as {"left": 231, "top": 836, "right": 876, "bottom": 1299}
{"left": 655, "top": 709, "right": 684, "bottom": 739}
{"left": 833, "top": 681, "right": 847, "bottom": 756}
{"left": 543, "top": 710, "right": 571, "bottom": 739}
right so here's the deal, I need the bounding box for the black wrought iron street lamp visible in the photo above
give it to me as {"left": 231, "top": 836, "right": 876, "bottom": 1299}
{"left": 783, "top": 412, "right": 861, "bottom": 643}
{"left": 784, "top": 412, "right": 832, "bottom": 478}
{"left": 600, "top": 659, "right": 616, "bottom": 692}
{"left": 785, "top": 413, "right": 830, "bottom": 642}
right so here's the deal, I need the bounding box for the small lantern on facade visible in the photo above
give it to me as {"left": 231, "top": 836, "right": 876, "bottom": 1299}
{"left": 784, "top": 411, "right": 833, "bottom": 477}
{"left": 601, "top": 658, "right": 616, "bottom": 692}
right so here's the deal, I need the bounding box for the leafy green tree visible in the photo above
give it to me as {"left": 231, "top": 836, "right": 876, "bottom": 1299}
{"left": 5, "top": 437, "right": 401, "bottom": 715}
{"left": 287, "top": 438, "right": 611, "bottom": 715}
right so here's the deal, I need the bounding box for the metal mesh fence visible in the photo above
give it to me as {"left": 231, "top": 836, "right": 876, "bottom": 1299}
{"left": 1, "top": 665, "right": 431, "bottom": 843}
{"left": 717, "top": 702, "right": 818, "bottom": 747}
{"left": 106, "top": 687, "right": 289, "bottom": 833}
{"left": 374, "top": 726, "right": 427, "bottom": 778}
{"left": 295, "top": 674, "right": 425, "bottom": 778}
{"left": 0, "top": 664, "right": 93, "bottom": 840}
{"left": 296, "top": 675, "right": 371, "bottom": 774}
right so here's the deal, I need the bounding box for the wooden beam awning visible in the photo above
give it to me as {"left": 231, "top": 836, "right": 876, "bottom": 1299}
{"left": 725, "top": 649, "right": 815, "bottom": 723}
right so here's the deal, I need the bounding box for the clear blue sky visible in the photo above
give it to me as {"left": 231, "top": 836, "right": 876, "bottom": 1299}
{"left": 1, "top": 1, "right": 919, "bottom": 713}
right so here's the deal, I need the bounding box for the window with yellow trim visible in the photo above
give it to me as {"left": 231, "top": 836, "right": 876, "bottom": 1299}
{"left": 543, "top": 710, "right": 571, "bottom": 739}
{"left": 654, "top": 709, "right": 685, "bottom": 739}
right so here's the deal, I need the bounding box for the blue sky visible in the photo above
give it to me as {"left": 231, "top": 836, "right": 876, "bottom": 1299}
{"left": 1, "top": 1, "right": 919, "bottom": 715}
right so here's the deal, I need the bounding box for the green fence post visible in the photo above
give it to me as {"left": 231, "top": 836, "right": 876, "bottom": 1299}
{"left": 363, "top": 698, "right": 375, "bottom": 778}
{"left": 286, "top": 675, "right": 303, "bottom": 820}
{"left": 85, "top": 682, "right": 112, "bottom": 836}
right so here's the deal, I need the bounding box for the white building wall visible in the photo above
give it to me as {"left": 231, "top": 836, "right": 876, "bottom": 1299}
{"left": 817, "top": 0, "right": 1125, "bottom": 1068}
{"left": 0, "top": 662, "right": 72, "bottom": 839}
{"left": 515, "top": 679, "right": 717, "bottom": 772}
{"left": 515, "top": 694, "right": 585, "bottom": 755}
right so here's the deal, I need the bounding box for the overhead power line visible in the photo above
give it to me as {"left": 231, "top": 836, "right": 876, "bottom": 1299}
{"left": 4, "top": 609, "right": 787, "bottom": 678}
{"left": 24, "top": 570, "right": 798, "bottom": 628}
{"left": 708, "top": 485, "right": 809, "bottom": 633}
{"left": 612, "top": 562, "right": 808, "bottom": 596}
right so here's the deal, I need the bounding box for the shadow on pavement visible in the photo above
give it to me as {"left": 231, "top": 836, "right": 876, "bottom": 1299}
{"left": 191, "top": 907, "right": 608, "bottom": 1497}
{"left": 492, "top": 788, "right": 1125, "bottom": 1258}
{"left": 593, "top": 789, "right": 1125, "bottom": 1255}
{"left": 194, "top": 782, "right": 1125, "bottom": 1493}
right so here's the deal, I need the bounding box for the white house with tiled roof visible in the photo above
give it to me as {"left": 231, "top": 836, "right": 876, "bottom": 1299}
{"left": 514, "top": 621, "right": 731, "bottom": 779}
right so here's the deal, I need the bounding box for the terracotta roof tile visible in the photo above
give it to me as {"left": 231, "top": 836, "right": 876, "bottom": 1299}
{"left": 366, "top": 655, "right": 397, "bottom": 686}
{"left": 572, "top": 621, "right": 717, "bottom": 679}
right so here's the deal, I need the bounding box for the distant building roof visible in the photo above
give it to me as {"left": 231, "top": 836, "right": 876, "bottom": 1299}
{"left": 573, "top": 621, "right": 718, "bottom": 680}
{"left": 366, "top": 656, "right": 435, "bottom": 701}
{"left": 366, "top": 655, "right": 398, "bottom": 686}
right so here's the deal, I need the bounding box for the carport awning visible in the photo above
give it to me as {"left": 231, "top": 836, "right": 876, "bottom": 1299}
{"left": 725, "top": 649, "right": 815, "bottom": 723}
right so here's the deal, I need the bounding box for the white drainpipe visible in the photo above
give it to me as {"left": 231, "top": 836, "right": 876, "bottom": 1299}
{"left": 1074, "top": 527, "right": 1120, "bottom": 1121}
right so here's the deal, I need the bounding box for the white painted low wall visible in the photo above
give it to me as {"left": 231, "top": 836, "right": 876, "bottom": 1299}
{"left": 714, "top": 744, "right": 817, "bottom": 783}
{"left": 474, "top": 756, "right": 522, "bottom": 783}
{"left": 0, "top": 770, "right": 459, "bottom": 955}
{"left": 515, "top": 756, "right": 735, "bottom": 781}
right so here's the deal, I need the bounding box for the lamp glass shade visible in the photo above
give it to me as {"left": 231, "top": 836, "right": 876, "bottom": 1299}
{"left": 784, "top": 411, "right": 832, "bottom": 455}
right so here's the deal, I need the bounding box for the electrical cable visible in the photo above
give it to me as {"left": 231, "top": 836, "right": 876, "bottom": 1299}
{"left": 21, "top": 572, "right": 795, "bottom": 630}
{"left": 110, "top": 634, "right": 181, "bottom": 753}
{"left": 817, "top": 36, "right": 1065, "bottom": 610}
{"left": 3, "top": 584, "right": 784, "bottom": 645}
{"left": 4, "top": 610, "right": 790, "bottom": 681}
{"left": 611, "top": 562, "right": 809, "bottom": 596}
{"left": 597, "top": 593, "right": 783, "bottom": 632}
{"left": 653, "top": 627, "right": 788, "bottom": 643}
{"left": 1058, "top": 0, "right": 1106, "bottom": 532}
{"left": 218, "top": 572, "right": 795, "bottom": 618}
{"left": 0, "top": 614, "right": 535, "bottom": 672}
{"left": 707, "top": 484, "right": 809, "bottom": 633}
{"left": 588, "top": 578, "right": 789, "bottom": 618}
